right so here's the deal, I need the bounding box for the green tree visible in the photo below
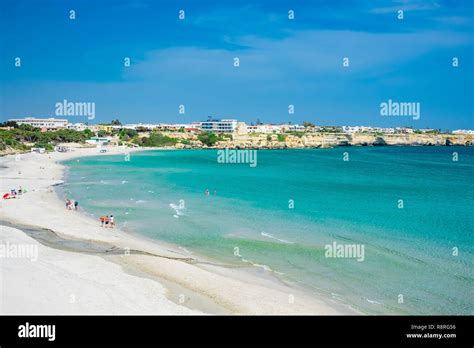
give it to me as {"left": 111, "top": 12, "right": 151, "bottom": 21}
{"left": 136, "top": 133, "right": 178, "bottom": 147}
{"left": 83, "top": 129, "right": 93, "bottom": 138}
{"left": 0, "top": 121, "right": 19, "bottom": 128}
{"left": 97, "top": 130, "right": 107, "bottom": 137}
{"left": 34, "top": 142, "right": 54, "bottom": 151}
{"left": 197, "top": 132, "right": 218, "bottom": 146}
{"left": 119, "top": 128, "right": 138, "bottom": 141}
{"left": 18, "top": 124, "right": 37, "bottom": 131}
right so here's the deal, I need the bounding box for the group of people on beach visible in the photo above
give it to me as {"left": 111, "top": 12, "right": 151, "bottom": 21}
{"left": 65, "top": 199, "right": 115, "bottom": 228}
{"left": 99, "top": 215, "right": 115, "bottom": 228}
{"left": 65, "top": 199, "right": 78, "bottom": 210}
{"left": 2, "top": 186, "right": 24, "bottom": 199}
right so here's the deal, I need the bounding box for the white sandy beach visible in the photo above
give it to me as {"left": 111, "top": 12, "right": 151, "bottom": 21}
{"left": 0, "top": 146, "right": 355, "bottom": 315}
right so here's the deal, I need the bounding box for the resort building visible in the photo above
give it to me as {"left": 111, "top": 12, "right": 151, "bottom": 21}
{"left": 199, "top": 119, "right": 237, "bottom": 133}
{"left": 8, "top": 117, "right": 68, "bottom": 129}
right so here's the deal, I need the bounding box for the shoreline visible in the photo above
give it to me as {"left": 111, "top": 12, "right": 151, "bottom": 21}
{"left": 0, "top": 146, "right": 357, "bottom": 315}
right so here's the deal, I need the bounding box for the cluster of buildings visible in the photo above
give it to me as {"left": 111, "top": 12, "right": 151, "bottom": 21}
{"left": 342, "top": 126, "right": 417, "bottom": 134}
{"left": 8, "top": 117, "right": 69, "bottom": 129}
{"left": 4, "top": 117, "right": 473, "bottom": 135}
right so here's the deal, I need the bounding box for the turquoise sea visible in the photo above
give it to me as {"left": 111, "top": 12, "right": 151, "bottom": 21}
{"left": 62, "top": 147, "right": 474, "bottom": 314}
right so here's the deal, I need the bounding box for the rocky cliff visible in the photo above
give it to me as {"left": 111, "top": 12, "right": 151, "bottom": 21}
{"left": 189, "top": 132, "right": 474, "bottom": 149}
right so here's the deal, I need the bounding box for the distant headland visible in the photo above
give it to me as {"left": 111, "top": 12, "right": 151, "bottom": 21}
{"left": 1, "top": 117, "right": 473, "bottom": 155}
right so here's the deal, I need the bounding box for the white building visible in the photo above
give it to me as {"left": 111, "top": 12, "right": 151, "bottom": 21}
{"left": 67, "top": 123, "right": 88, "bottom": 131}
{"left": 85, "top": 136, "right": 111, "bottom": 145}
{"left": 120, "top": 123, "right": 158, "bottom": 130}
{"left": 342, "top": 126, "right": 363, "bottom": 133}
{"left": 247, "top": 124, "right": 282, "bottom": 133}
{"left": 199, "top": 119, "right": 237, "bottom": 133}
{"left": 9, "top": 117, "right": 68, "bottom": 129}
{"left": 342, "top": 126, "right": 395, "bottom": 134}
{"left": 156, "top": 123, "right": 195, "bottom": 131}
{"left": 452, "top": 129, "right": 474, "bottom": 135}
{"left": 395, "top": 127, "right": 414, "bottom": 134}
{"left": 287, "top": 124, "right": 305, "bottom": 132}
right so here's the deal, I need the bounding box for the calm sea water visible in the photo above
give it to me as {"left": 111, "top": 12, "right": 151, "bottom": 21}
{"left": 63, "top": 147, "right": 474, "bottom": 314}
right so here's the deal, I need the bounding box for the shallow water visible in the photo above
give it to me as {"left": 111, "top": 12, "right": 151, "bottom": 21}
{"left": 63, "top": 147, "right": 474, "bottom": 314}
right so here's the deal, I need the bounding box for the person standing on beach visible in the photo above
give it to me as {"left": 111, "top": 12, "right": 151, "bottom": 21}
{"left": 105, "top": 215, "right": 110, "bottom": 228}
{"left": 110, "top": 215, "right": 115, "bottom": 228}
{"left": 74, "top": 200, "right": 78, "bottom": 210}
{"left": 100, "top": 215, "right": 105, "bottom": 227}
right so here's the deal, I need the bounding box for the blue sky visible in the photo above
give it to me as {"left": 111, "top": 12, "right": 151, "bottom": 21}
{"left": 0, "top": 0, "right": 473, "bottom": 130}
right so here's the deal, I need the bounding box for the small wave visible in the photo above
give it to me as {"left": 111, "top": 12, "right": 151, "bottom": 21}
{"left": 169, "top": 203, "right": 185, "bottom": 216}
{"left": 240, "top": 257, "right": 274, "bottom": 273}
{"left": 135, "top": 200, "right": 147, "bottom": 204}
{"left": 365, "top": 298, "right": 383, "bottom": 305}
{"left": 261, "top": 232, "right": 294, "bottom": 244}
{"left": 148, "top": 190, "right": 154, "bottom": 193}
{"left": 253, "top": 263, "right": 272, "bottom": 272}
{"left": 100, "top": 180, "right": 108, "bottom": 185}
{"left": 121, "top": 180, "right": 128, "bottom": 184}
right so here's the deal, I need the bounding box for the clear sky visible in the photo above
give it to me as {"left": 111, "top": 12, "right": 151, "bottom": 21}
{"left": 1, "top": 0, "right": 473, "bottom": 130}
